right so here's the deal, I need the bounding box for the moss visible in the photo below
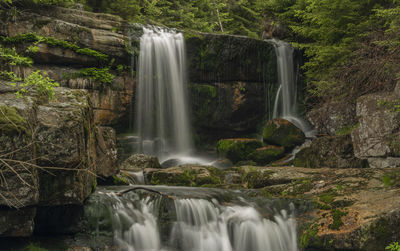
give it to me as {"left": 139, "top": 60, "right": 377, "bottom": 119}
{"left": 329, "top": 208, "right": 348, "bottom": 230}
{"left": 190, "top": 84, "right": 217, "bottom": 123}
{"left": 382, "top": 171, "right": 400, "bottom": 187}
{"left": 1, "top": 33, "right": 108, "bottom": 62}
{"left": 262, "top": 118, "right": 305, "bottom": 149}
{"left": 235, "top": 160, "right": 257, "bottom": 166}
{"left": 216, "top": 138, "right": 263, "bottom": 163}
{"left": 112, "top": 175, "right": 130, "bottom": 185}
{"left": 0, "top": 106, "right": 28, "bottom": 135}
{"left": 25, "top": 243, "right": 48, "bottom": 251}
{"left": 319, "top": 191, "right": 336, "bottom": 205}
{"left": 241, "top": 170, "right": 273, "bottom": 189}
{"left": 248, "top": 146, "right": 285, "bottom": 165}
{"left": 300, "top": 223, "right": 322, "bottom": 249}
{"left": 71, "top": 67, "right": 115, "bottom": 84}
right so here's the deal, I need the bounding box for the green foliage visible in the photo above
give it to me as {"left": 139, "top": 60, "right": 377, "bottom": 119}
{"left": 386, "top": 242, "right": 400, "bottom": 251}
{"left": 75, "top": 67, "right": 115, "bottom": 84}
{"left": 0, "top": 44, "right": 33, "bottom": 66}
{"left": 9, "top": 70, "right": 59, "bottom": 99}
{"left": 2, "top": 33, "right": 108, "bottom": 62}
{"left": 25, "top": 243, "right": 48, "bottom": 251}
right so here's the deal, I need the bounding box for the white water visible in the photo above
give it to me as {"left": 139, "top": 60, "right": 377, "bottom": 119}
{"left": 270, "top": 39, "right": 315, "bottom": 137}
{"left": 135, "top": 28, "right": 193, "bottom": 159}
{"left": 93, "top": 190, "right": 298, "bottom": 251}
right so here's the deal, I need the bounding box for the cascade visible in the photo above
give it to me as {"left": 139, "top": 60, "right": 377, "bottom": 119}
{"left": 135, "top": 28, "right": 193, "bottom": 160}
{"left": 270, "top": 40, "right": 314, "bottom": 137}
{"left": 87, "top": 187, "right": 299, "bottom": 251}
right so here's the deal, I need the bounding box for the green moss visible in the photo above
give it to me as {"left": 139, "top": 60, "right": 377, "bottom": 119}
{"left": 300, "top": 223, "right": 322, "bottom": 249}
{"left": 74, "top": 67, "right": 115, "bottom": 84}
{"left": 235, "top": 160, "right": 257, "bottom": 166}
{"left": 319, "top": 192, "right": 336, "bottom": 204}
{"left": 0, "top": 106, "right": 28, "bottom": 135}
{"left": 382, "top": 171, "right": 400, "bottom": 187}
{"left": 217, "top": 138, "right": 263, "bottom": 163}
{"left": 1, "top": 33, "right": 108, "bottom": 62}
{"left": 241, "top": 170, "right": 273, "bottom": 189}
{"left": 248, "top": 146, "right": 285, "bottom": 165}
{"left": 262, "top": 118, "right": 305, "bottom": 149}
{"left": 112, "top": 175, "right": 130, "bottom": 185}
{"left": 25, "top": 243, "right": 48, "bottom": 251}
{"left": 329, "top": 208, "right": 348, "bottom": 230}
{"left": 336, "top": 123, "right": 359, "bottom": 136}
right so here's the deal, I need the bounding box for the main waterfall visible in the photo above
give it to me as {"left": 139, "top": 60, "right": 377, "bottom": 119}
{"left": 135, "top": 28, "right": 193, "bottom": 159}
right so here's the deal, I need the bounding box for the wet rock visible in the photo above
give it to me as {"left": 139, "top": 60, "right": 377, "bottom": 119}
{"left": 160, "top": 158, "right": 183, "bottom": 169}
{"left": 263, "top": 118, "right": 305, "bottom": 149}
{"left": 217, "top": 138, "right": 263, "bottom": 163}
{"left": 186, "top": 33, "right": 276, "bottom": 83}
{"left": 248, "top": 146, "right": 285, "bottom": 165}
{"left": 120, "top": 154, "right": 161, "bottom": 171}
{"left": 189, "top": 82, "right": 267, "bottom": 137}
{"left": 294, "top": 135, "right": 367, "bottom": 168}
{"left": 211, "top": 158, "right": 233, "bottom": 169}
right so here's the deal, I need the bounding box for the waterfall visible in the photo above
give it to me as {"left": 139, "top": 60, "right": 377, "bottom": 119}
{"left": 135, "top": 28, "right": 193, "bottom": 159}
{"left": 87, "top": 188, "right": 299, "bottom": 251}
{"left": 270, "top": 40, "right": 314, "bottom": 137}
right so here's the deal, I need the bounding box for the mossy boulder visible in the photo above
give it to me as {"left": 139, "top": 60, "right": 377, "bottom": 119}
{"left": 217, "top": 138, "right": 263, "bottom": 163}
{"left": 0, "top": 106, "right": 28, "bottom": 135}
{"left": 248, "top": 146, "right": 285, "bottom": 165}
{"left": 263, "top": 118, "right": 305, "bottom": 149}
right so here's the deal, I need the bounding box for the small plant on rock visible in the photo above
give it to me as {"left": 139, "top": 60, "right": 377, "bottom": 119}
{"left": 386, "top": 242, "right": 400, "bottom": 251}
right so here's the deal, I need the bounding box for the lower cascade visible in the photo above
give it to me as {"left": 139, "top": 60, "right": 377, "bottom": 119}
{"left": 86, "top": 187, "right": 298, "bottom": 251}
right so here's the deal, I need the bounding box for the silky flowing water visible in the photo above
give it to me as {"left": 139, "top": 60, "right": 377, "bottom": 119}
{"left": 135, "top": 28, "right": 193, "bottom": 159}
{"left": 270, "top": 39, "right": 314, "bottom": 137}
{"left": 85, "top": 186, "right": 299, "bottom": 251}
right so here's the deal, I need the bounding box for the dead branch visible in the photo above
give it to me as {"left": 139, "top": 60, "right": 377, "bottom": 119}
{"left": 115, "top": 187, "right": 176, "bottom": 200}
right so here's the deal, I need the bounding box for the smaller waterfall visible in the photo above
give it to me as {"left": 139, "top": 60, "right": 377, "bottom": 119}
{"left": 270, "top": 39, "right": 314, "bottom": 137}
{"left": 135, "top": 28, "right": 193, "bottom": 159}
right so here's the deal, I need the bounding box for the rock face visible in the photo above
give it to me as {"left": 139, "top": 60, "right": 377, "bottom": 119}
{"left": 0, "top": 82, "right": 118, "bottom": 236}
{"left": 1, "top": 6, "right": 135, "bottom": 127}
{"left": 263, "top": 118, "right": 305, "bottom": 149}
{"left": 294, "top": 135, "right": 367, "bottom": 169}
{"left": 186, "top": 33, "right": 278, "bottom": 142}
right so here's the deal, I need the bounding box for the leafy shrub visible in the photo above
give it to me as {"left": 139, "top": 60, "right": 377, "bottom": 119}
{"left": 9, "top": 70, "right": 59, "bottom": 99}
{"left": 386, "top": 242, "right": 400, "bottom": 251}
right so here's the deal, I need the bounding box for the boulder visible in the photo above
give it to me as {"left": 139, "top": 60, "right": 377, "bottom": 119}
{"left": 263, "top": 118, "right": 305, "bottom": 149}
{"left": 351, "top": 92, "right": 400, "bottom": 159}
{"left": 307, "top": 100, "right": 357, "bottom": 136}
{"left": 248, "top": 146, "right": 285, "bottom": 165}
{"left": 294, "top": 135, "right": 367, "bottom": 169}
{"left": 217, "top": 138, "right": 263, "bottom": 163}
{"left": 120, "top": 154, "right": 161, "bottom": 171}
{"left": 0, "top": 207, "right": 36, "bottom": 237}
